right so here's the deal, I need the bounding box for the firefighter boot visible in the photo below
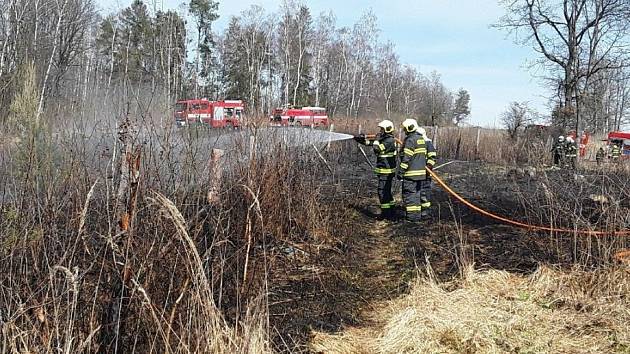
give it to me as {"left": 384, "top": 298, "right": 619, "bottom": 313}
{"left": 380, "top": 207, "right": 395, "bottom": 220}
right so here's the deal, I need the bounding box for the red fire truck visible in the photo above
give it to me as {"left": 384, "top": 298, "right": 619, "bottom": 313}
{"left": 607, "top": 131, "right": 630, "bottom": 159}
{"left": 270, "top": 106, "right": 329, "bottom": 127}
{"left": 174, "top": 99, "right": 244, "bottom": 128}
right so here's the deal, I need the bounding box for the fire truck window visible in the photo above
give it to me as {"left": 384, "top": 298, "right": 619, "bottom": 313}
{"left": 175, "top": 103, "right": 186, "bottom": 111}
{"left": 200, "top": 103, "right": 208, "bottom": 110}
{"left": 236, "top": 109, "right": 242, "bottom": 118}
{"left": 225, "top": 108, "right": 234, "bottom": 117}
{"left": 191, "top": 103, "right": 201, "bottom": 110}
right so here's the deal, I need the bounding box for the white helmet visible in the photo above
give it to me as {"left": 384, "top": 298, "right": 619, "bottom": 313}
{"left": 377, "top": 119, "right": 394, "bottom": 133}
{"left": 417, "top": 127, "right": 427, "bottom": 137}
{"left": 401, "top": 118, "right": 418, "bottom": 133}
{"left": 558, "top": 135, "right": 565, "bottom": 142}
{"left": 566, "top": 137, "right": 574, "bottom": 143}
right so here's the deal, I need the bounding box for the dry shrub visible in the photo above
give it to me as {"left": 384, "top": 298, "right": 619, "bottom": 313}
{"left": 0, "top": 107, "right": 342, "bottom": 353}
{"left": 438, "top": 155, "right": 630, "bottom": 267}
{"left": 312, "top": 265, "right": 630, "bottom": 354}
{"left": 434, "top": 126, "right": 552, "bottom": 165}
{"left": 333, "top": 121, "right": 551, "bottom": 166}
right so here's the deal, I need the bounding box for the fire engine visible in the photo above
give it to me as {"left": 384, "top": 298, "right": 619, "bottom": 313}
{"left": 174, "top": 99, "right": 244, "bottom": 128}
{"left": 270, "top": 106, "right": 329, "bottom": 127}
{"left": 607, "top": 131, "right": 630, "bottom": 158}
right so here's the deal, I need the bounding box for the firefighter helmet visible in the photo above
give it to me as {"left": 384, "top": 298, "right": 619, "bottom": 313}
{"left": 377, "top": 120, "right": 394, "bottom": 133}
{"left": 566, "top": 137, "right": 574, "bottom": 143}
{"left": 401, "top": 119, "right": 418, "bottom": 133}
{"left": 558, "top": 136, "right": 565, "bottom": 142}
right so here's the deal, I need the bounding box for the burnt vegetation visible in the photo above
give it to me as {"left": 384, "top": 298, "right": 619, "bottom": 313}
{"left": 1, "top": 0, "right": 630, "bottom": 353}
{"left": 1, "top": 115, "right": 629, "bottom": 352}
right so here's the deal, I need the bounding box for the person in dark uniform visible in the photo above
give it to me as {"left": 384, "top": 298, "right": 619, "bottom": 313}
{"left": 355, "top": 120, "right": 398, "bottom": 219}
{"left": 596, "top": 147, "right": 605, "bottom": 166}
{"left": 565, "top": 136, "right": 577, "bottom": 169}
{"left": 611, "top": 143, "right": 622, "bottom": 162}
{"left": 551, "top": 135, "right": 566, "bottom": 167}
{"left": 398, "top": 119, "right": 437, "bottom": 222}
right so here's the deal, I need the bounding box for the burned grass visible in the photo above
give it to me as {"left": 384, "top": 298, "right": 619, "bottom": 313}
{"left": 305, "top": 156, "right": 630, "bottom": 353}
{"left": 1, "top": 124, "right": 629, "bottom": 353}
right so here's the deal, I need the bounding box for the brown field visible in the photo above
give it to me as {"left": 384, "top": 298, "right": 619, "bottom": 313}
{"left": 1, "top": 116, "right": 629, "bottom": 353}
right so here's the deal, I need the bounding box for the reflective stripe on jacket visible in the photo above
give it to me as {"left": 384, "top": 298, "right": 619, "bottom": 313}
{"left": 596, "top": 149, "right": 605, "bottom": 159}
{"left": 369, "top": 133, "right": 397, "bottom": 175}
{"left": 399, "top": 132, "right": 437, "bottom": 180}
{"left": 565, "top": 143, "right": 577, "bottom": 158}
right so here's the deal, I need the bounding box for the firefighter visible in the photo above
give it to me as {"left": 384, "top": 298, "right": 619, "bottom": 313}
{"left": 551, "top": 136, "right": 566, "bottom": 167}
{"left": 596, "top": 147, "right": 605, "bottom": 166}
{"left": 611, "top": 143, "right": 622, "bottom": 162}
{"left": 398, "top": 119, "right": 437, "bottom": 222}
{"left": 565, "top": 136, "right": 577, "bottom": 169}
{"left": 354, "top": 120, "right": 398, "bottom": 219}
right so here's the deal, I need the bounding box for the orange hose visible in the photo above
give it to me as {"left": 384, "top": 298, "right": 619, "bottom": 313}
{"left": 427, "top": 168, "right": 630, "bottom": 236}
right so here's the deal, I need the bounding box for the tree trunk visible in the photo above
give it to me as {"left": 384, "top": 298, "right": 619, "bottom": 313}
{"left": 292, "top": 26, "right": 304, "bottom": 106}
{"left": 37, "top": 0, "right": 69, "bottom": 124}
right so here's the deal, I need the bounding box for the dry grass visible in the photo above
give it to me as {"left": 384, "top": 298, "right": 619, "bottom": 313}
{"left": 2, "top": 105, "right": 629, "bottom": 353}
{"left": 0, "top": 100, "right": 339, "bottom": 352}
{"left": 312, "top": 265, "right": 630, "bottom": 354}
{"left": 333, "top": 120, "right": 552, "bottom": 166}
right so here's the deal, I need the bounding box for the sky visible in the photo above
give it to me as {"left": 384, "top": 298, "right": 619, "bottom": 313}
{"left": 100, "top": 0, "right": 551, "bottom": 127}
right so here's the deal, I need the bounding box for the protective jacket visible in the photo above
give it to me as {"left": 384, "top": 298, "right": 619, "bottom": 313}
{"left": 612, "top": 144, "right": 621, "bottom": 158}
{"left": 369, "top": 133, "right": 397, "bottom": 175}
{"left": 356, "top": 132, "right": 397, "bottom": 214}
{"left": 596, "top": 148, "right": 605, "bottom": 161}
{"left": 552, "top": 141, "right": 566, "bottom": 156}
{"left": 399, "top": 132, "right": 437, "bottom": 180}
{"left": 565, "top": 142, "right": 577, "bottom": 158}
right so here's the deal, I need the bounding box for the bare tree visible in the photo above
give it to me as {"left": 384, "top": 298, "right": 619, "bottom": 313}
{"left": 497, "top": 0, "right": 630, "bottom": 133}
{"left": 502, "top": 101, "right": 534, "bottom": 139}
{"left": 376, "top": 41, "right": 399, "bottom": 118}
{"left": 312, "top": 11, "right": 335, "bottom": 107}
{"left": 348, "top": 10, "right": 378, "bottom": 117}
{"left": 37, "top": 0, "right": 70, "bottom": 123}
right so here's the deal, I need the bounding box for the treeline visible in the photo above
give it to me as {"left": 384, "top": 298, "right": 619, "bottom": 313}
{"left": 218, "top": 3, "right": 470, "bottom": 124}
{"left": 0, "top": 0, "right": 471, "bottom": 126}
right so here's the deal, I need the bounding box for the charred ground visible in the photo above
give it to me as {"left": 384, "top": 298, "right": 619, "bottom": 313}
{"left": 1, "top": 129, "right": 629, "bottom": 353}
{"left": 265, "top": 141, "right": 630, "bottom": 352}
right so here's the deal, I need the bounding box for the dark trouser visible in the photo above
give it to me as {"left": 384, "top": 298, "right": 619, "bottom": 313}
{"left": 377, "top": 174, "right": 394, "bottom": 216}
{"left": 553, "top": 153, "right": 562, "bottom": 166}
{"left": 402, "top": 179, "right": 431, "bottom": 221}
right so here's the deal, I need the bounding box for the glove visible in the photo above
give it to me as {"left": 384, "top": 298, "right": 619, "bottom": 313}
{"left": 372, "top": 140, "right": 380, "bottom": 146}
{"left": 396, "top": 171, "right": 403, "bottom": 181}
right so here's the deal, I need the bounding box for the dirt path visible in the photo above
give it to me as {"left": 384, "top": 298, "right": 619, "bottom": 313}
{"left": 269, "top": 160, "right": 595, "bottom": 352}
{"left": 267, "top": 192, "right": 419, "bottom": 352}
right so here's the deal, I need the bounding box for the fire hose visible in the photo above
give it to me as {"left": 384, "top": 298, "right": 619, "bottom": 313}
{"left": 354, "top": 133, "right": 629, "bottom": 236}
{"left": 426, "top": 168, "right": 630, "bottom": 237}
